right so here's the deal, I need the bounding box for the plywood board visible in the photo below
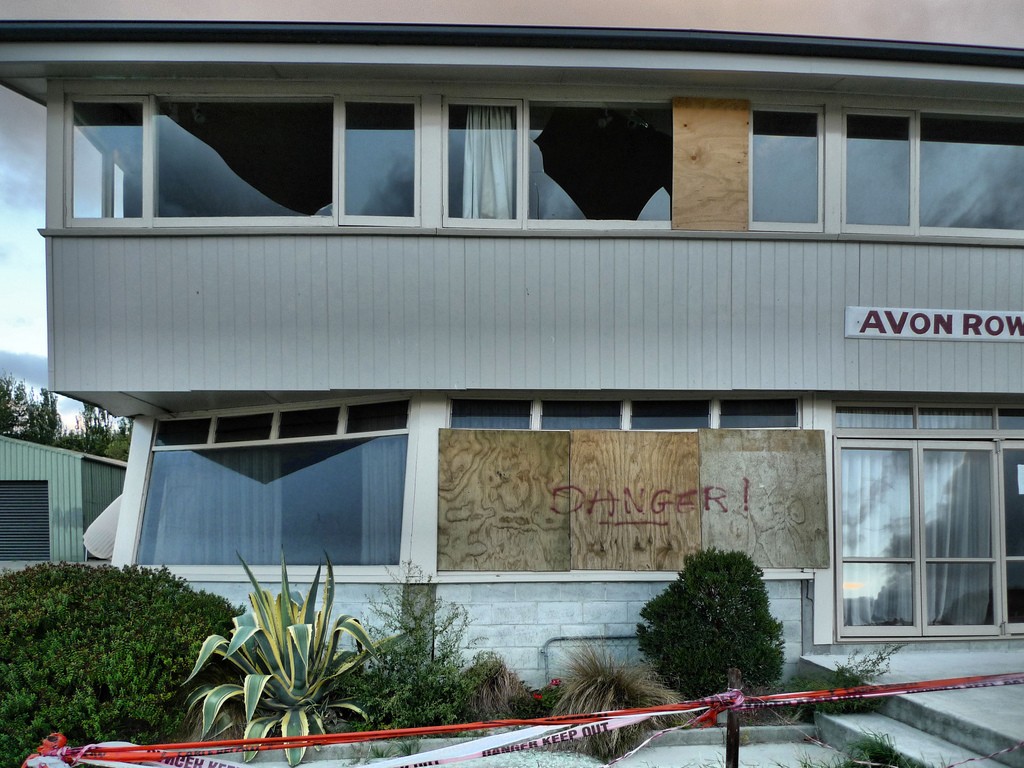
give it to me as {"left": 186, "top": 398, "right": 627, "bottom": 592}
{"left": 569, "top": 431, "right": 701, "bottom": 570}
{"left": 437, "top": 429, "right": 570, "bottom": 571}
{"left": 699, "top": 430, "right": 829, "bottom": 568}
{"left": 672, "top": 97, "right": 749, "bottom": 231}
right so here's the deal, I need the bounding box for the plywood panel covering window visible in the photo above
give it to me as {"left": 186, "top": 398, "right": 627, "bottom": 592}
{"left": 672, "top": 97, "right": 750, "bottom": 231}
{"left": 437, "top": 427, "right": 828, "bottom": 572}
{"left": 699, "top": 429, "right": 829, "bottom": 568}
{"left": 568, "top": 431, "right": 700, "bottom": 571}
{"left": 437, "top": 429, "right": 570, "bottom": 571}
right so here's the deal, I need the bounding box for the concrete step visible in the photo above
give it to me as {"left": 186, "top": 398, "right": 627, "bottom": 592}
{"left": 881, "top": 693, "right": 1024, "bottom": 768}
{"left": 816, "top": 711, "right": 998, "bottom": 768}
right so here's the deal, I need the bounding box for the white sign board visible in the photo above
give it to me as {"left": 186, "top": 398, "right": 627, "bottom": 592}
{"left": 846, "top": 307, "right": 1024, "bottom": 342}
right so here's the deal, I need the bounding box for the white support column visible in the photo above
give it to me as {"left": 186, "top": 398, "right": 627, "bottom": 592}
{"left": 401, "top": 393, "right": 448, "bottom": 576}
{"left": 111, "top": 416, "right": 155, "bottom": 566}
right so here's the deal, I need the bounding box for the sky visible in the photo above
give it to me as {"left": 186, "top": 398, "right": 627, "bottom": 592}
{"left": 0, "top": 86, "right": 78, "bottom": 420}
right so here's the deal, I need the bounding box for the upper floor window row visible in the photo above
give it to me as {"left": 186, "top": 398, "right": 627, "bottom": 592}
{"left": 67, "top": 96, "right": 1024, "bottom": 236}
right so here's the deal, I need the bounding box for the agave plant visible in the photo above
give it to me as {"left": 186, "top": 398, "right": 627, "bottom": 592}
{"left": 185, "top": 554, "right": 378, "bottom": 766}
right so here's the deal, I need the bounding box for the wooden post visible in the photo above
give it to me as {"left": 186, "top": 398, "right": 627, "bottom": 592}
{"left": 725, "top": 667, "right": 742, "bottom": 768}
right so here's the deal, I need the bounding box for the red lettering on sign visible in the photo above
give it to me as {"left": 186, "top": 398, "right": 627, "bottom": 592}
{"left": 910, "top": 313, "right": 930, "bottom": 334}
{"left": 884, "top": 310, "right": 909, "bottom": 333}
{"left": 859, "top": 310, "right": 886, "bottom": 333}
{"left": 985, "top": 315, "right": 1005, "bottom": 335}
{"left": 933, "top": 313, "right": 953, "bottom": 334}
{"left": 1008, "top": 315, "right": 1024, "bottom": 336}
{"left": 963, "top": 313, "right": 982, "bottom": 335}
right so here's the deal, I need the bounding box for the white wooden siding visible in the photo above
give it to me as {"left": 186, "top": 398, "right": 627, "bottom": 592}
{"left": 48, "top": 235, "right": 1024, "bottom": 400}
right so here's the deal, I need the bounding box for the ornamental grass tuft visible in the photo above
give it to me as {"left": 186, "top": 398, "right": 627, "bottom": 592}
{"left": 552, "top": 644, "right": 679, "bottom": 763}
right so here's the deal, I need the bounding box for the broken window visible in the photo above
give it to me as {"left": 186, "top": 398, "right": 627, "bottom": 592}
{"left": 529, "top": 104, "right": 672, "bottom": 221}
{"left": 155, "top": 100, "right": 333, "bottom": 217}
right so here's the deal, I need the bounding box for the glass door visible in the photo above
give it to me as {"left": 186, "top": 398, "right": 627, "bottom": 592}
{"left": 1002, "top": 445, "right": 1024, "bottom": 631}
{"left": 839, "top": 444, "right": 918, "bottom": 636}
{"left": 920, "top": 446, "right": 996, "bottom": 635}
{"left": 838, "top": 440, "right": 1000, "bottom": 638}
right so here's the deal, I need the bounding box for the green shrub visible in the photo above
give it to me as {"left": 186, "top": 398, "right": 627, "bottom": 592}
{"left": 346, "top": 565, "right": 474, "bottom": 730}
{"left": 552, "top": 645, "right": 678, "bottom": 763}
{"left": 789, "top": 644, "right": 903, "bottom": 717}
{"left": 636, "top": 548, "right": 784, "bottom": 699}
{"left": 840, "top": 732, "right": 927, "bottom": 768}
{"left": 0, "top": 563, "right": 237, "bottom": 767}
{"left": 185, "top": 556, "right": 378, "bottom": 766}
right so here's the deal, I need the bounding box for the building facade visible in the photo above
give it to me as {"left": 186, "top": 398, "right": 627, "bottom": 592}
{"left": 2, "top": 5, "right": 1024, "bottom": 682}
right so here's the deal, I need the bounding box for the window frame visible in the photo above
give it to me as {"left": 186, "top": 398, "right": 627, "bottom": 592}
{"left": 65, "top": 94, "right": 150, "bottom": 228}
{"left": 141, "top": 400, "right": 411, "bottom": 571}
{"left": 447, "top": 397, "right": 800, "bottom": 431}
{"left": 841, "top": 108, "right": 916, "bottom": 235}
{"left": 150, "top": 94, "right": 339, "bottom": 227}
{"left": 835, "top": 437, "right": 1003, "bottom": 639}
{"left": 442, "top": 97, "right": 526, "bottom": 229}
{"left": 524, "top": 100, "right": 674, "bottom": 230}
{"left": 338, "top": 97, "right": 421, "bottom": 227}
{"left": 749, "top": 105, "right": 824, "bottom": 233}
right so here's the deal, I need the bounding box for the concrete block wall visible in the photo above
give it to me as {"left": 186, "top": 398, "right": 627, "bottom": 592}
{"left": 196, "top": 577, "right": 806, "bottom": 690}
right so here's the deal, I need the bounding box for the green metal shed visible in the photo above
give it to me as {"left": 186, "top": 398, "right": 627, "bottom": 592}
{"left": 0, "top": 436, "right": 126, "bottom": 562}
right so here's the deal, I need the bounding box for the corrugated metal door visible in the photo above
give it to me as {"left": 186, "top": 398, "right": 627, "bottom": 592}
{"left": 0, "top": 481, "right": 50, "bottom": 560}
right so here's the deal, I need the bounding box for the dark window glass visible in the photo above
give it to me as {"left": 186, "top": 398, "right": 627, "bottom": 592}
{"left": 156, "top": 100, "right": 332, "bottom": 217}
{"left": 541, "top": 401, "right": 620, "bottom": 430}
{"left": 528, "top": 104, "right": 671, "bottom": 221}
{"left": 921, "top": 115, "right": 1024, "bottom": 230}
{"left": 347, "top": 401, "right": 408, "bottom": 433}
{"left": 72, "top": 102, "right": 143, "bottom": 218}
{"left": 631, "top": 400, "right": 709, "bottom": 430}
{"left": 279, "top": 407, "right": 341, "bottom": 439}
{"left": 155, "top": 418, "right": 211, "bottom": 446}
{"left": 345, "top": 102, "right": 415, "bottom": 217}
{"left": 1003, "top": 449, "right": 1024, "bottom": 557}
{"left": 846, "top": 115, "right": 910, "bottom": 226}
{"left": 215, "top": 413, "right": 273, "bottom": 443}
{"left": 451, "top": 399, "right": 531, "bottom": 429}
{"left": 720, "top": 399, "right": 798, "bottom": 428}
{"left": 138, "top": 436, "right": 407, "bottom": 565}
{"left": 752, "top": 111, "right": 819, "bottom": 224}
{"left": 999, "top": 409, "right": 1024, "bottom": 429}
{"left": 1007, "top": 562, "right": 1024, "bottom": 623}
{"left": 448, "top": 104, "right": 517, "bottom": 219}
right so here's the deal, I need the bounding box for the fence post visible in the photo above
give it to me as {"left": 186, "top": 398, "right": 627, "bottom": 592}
{"left": 726, "top": 667, "right": 742, "bottom": 768}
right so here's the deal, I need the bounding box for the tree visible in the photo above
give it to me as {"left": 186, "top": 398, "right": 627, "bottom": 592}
{"left": 0, "top": 372, "right": 132, "bottom": 461}
{"left": 0, "top": 373, "right": 58, "bottom": 443}
{"left": 61, "top": 405, "right": 132, "bottom": 461}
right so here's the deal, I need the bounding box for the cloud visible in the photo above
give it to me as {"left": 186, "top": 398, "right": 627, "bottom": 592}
{"left": 0, "top": 351, "right": 49, "bottom": 392}
{"left": 0, "top": 88, "right": 46, "bottom": 211}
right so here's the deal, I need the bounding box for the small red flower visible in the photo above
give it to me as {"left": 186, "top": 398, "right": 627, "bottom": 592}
{"left": 533, "top": 692, "right": 543, "bottom": 700}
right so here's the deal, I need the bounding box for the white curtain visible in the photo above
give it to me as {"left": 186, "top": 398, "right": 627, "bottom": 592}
{"left": 840, "top": 448, "right": 914, "bottom": 626}
{"left": 923, "top": 450, "right": 993, "bottom": 625}
{"left": 463, "top": 105, "right": 516, "bottom": 219}
{"left": 360, "top": 437, "right": 407, "bottom": 564}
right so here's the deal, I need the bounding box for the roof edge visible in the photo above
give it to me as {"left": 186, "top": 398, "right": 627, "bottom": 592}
{"left": 1, "top": 21, "right": 1023, "bottom": 68}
